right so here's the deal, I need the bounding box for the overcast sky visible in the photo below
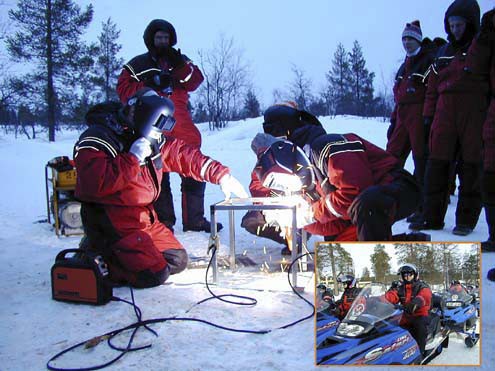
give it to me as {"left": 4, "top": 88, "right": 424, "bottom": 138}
{"left": 1, "top": 0, "right": 493, "bottom": 106}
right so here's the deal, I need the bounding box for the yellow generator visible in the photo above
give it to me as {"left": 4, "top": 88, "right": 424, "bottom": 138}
{"left": 45, "top": 156, "right": 84, "bottom": 236}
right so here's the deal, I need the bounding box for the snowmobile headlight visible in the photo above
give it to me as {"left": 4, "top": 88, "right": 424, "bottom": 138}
{"left": 446, "top": 301, "right": 462, "bottom": 308}
{"left": 336, "top": 322, "right": 365, "bottom": 337}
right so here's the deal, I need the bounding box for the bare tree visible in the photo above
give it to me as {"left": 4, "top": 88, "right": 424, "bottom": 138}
{"left": 197, "top": 34, "right": 250, "bottom": 129}
{"left": 288, "top": 64, "right": 312, "bottom": 110}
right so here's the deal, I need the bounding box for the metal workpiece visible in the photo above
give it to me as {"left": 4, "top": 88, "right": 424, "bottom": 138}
{"left": 209, "top": 197, "right": 309, "bottom": 290}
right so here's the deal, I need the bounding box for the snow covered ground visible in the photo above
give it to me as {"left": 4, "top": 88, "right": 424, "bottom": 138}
{"left": 0, "top": 115, "right": 493, "bottom": 370}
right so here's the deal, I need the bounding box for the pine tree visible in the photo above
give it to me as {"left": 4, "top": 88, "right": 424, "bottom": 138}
{"left": 370, "top": 244, "right": 391, "bottom": 283}
{"left": 288, "top": 65, "right": 312, "bottom": 110}
{"left": 326, "top": 43, "right": 352, "bottom": 115}
{"left": 6, "top": 0, "right": 93, "bottom": 141}
{"left": 348, "top": 40, "right": 375, "bottom": 116}
{"left": 242, "top": 88, "right": 260, "bottom": 118}
{"left": 92, "top": 18, "right": 124, "bottom": 102}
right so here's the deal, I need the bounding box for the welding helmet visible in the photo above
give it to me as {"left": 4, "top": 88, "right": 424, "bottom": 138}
{"left": 126, "top": 88, "right": 176, "bottom": 143}
{"left": 254, "top": 139, "right": 315, "bottom": 195}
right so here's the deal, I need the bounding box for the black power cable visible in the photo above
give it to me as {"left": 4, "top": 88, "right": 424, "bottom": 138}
{"left": 46, "top": 248, "right": 315, "bottom": 371}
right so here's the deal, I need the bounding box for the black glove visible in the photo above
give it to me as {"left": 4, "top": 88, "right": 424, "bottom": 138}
{"left": 423, "top": 116, "right": 433, "bottom": 157}
{"left": 387, "top": 119, "right": 396, "bottom": 140}
{"left": 479, "top": 9, "right": 495, "bottom": 44}
{"left": 404, "top": 297, "right": 422, "bottom": 314}
{"left": 390, "top": 280, "right": 400, "bottom": 290}
{"left": 144, "top": 70, "right": 172, "bottom": 90}
{"left": 164, "top": 47, "right": 185, "bottom": 69}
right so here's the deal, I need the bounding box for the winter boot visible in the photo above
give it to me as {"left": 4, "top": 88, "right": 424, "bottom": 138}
{"left": 455, "top": 162, "right": 482, "bottom": 231}
{"left": 183, "top": 217, "right": 223, "bottom": 233}
{"left": 408, "top": 156, "right": 427, "bottom": 224}
{"left": 392, "top": 232, "right": 431, "bottom": 241}
{"left": 481, "top": 239, "right": 495, "bottom": 252}
{"left": 452, "top": 225, "right": 473, "bottom": 236}
{"left": 488, "top": 268, "right": 495, "bottom": 282}
{"left": 416, "top": 159, "right": 450, "bottom": 230}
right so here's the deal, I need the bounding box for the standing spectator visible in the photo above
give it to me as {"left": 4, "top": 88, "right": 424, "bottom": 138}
{"left": 74, "top": 91, "right": 247, "bottom": 288}
{"left": 386, "top": 21, "right": 438, "bottom": 223}
{"left": 476, "top": 8, "right": 495, "bottom": 251}
{"left": 410, "top": 0, "right": 489, "bottom": 236}
{"left": 117, "top": 19, "right": 220, "bottom": 233}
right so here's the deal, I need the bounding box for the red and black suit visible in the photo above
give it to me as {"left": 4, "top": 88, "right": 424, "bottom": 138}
{"left": 116, "top": 20, "right": 207, "bottom": 231}
{"left": 474, "top": 9, "right": 495, "bottom": 249}
{"left": 385, "top": 280, "right": 432, "bottom": 355}
{"left": 287, "top": 124, "right": 420, "bottom": 240}
{"left": 74, "top": 108, "right": 228, "bottom": 288}
{"left": 387, "top": 39, "right": 438, "bottom": 188}
{"left": 335, "top": 287, "right": 362, "bottom": 319}
{"left": 421, "top": 0, "right": 490, "bottom": 231}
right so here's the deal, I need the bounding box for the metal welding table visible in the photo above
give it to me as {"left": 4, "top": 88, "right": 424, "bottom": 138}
{"left": 209, "top": 197, "right": 308, "bottom": 289}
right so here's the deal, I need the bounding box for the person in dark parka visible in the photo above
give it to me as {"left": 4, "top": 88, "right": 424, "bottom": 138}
{"left": 410, "top": 0, "right": 490, "bottom": 236}
{"left": 386, "top": 21, "right": 440, "bottom": 223}
{"left": 117, "top": 19, "right": 219, "bottom": 233}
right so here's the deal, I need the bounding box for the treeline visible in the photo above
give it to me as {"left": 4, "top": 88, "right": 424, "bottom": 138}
{"left": 0, "top": 0, "right": 392, "bottom": 141}
{"left": 318, "top": 243, "right": 479, "bottom": 290}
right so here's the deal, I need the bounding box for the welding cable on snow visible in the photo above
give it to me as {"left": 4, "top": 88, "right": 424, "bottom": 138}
{"left": 46, "top": 250, "right": 314, "bottom": 371}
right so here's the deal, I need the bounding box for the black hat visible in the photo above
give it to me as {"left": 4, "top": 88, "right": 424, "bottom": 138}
{"left": 143, "top": 19, "right": 177, "bottom": 51}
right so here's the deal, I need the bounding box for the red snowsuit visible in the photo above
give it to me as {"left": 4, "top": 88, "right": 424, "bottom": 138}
{"left": 476, "top": 9, "right": 495, "bottom": 244}
{"left": 305, "top": 132, "right": 419, "bottom": 240}
{"left": 116, "top": 20, "right": 207, "bottom": 230}
{"left": 336, "top": 287, "right": 361, "bottom": 319}
{"left": 74, "top": 124, "right": 228, "bottom": 287}
{"left": 387, "top": 40, "right": 437, "bottom": 167}
{"left": 385, "top": 280, "right": 432, "bottom": 355}
{"left": 117, "top": 56, "right": 203, "bottom": 148}
{"left": 421, "top": 0, "right": 489, "bottom": 230}
{"left": 385, "top": 281, "right": 432, "bottom": 322}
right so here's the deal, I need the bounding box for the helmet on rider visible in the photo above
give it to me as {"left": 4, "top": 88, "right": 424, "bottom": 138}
{"left": 337, "top": 273, "right": 357, "bottom": 289}
{"left": 398, "top": 263, "right": 418, "bottom": 281}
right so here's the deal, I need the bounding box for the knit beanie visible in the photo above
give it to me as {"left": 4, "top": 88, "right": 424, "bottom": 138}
{"left": 402, "top": 20, "right": 423, "bottom": 43}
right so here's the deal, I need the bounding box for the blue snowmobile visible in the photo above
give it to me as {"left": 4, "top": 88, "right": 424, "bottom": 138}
{"left": 316, "top": 284, "right": 449, "bottom": 365}
{"left": 442, "top": 287, "right": 479, "bottom": 348}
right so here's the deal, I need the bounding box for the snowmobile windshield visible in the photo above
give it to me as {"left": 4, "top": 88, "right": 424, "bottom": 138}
{"left": 445, "top": 290, "right": 473, "bottom": 308}
{"left": 336, "top": 284, "right": 400, "bottom": 337}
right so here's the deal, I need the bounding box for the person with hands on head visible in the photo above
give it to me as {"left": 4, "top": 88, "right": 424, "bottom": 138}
{"left": 117, "top": 19, "right": 217, "bottom": 234}
{"left": 384, "top": 263, "right": 432, "bottom": 357}
{"left": 74, "top": 89, "right": 247, "bottom": 289}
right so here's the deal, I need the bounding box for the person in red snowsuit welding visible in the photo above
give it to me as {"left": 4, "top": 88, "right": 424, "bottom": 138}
{"left": 251, "top": 103, "right": 425, "bottom": 241}
{"left": 74, "top": 90, "right": 247, "bottom": 288}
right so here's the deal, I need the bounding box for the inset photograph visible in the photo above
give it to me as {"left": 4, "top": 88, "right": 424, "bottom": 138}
{"left": 315, "top": 242, "right": 480, "bottom": 366}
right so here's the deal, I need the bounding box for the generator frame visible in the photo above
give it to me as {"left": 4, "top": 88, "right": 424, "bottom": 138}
{"left": 45, "top": 165, "right": 83, "bottom": 237}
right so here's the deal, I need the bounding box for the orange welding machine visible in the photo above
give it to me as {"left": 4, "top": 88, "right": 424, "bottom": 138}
{"left": 51, "top": 249, "right": 113, "bottom": 305}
